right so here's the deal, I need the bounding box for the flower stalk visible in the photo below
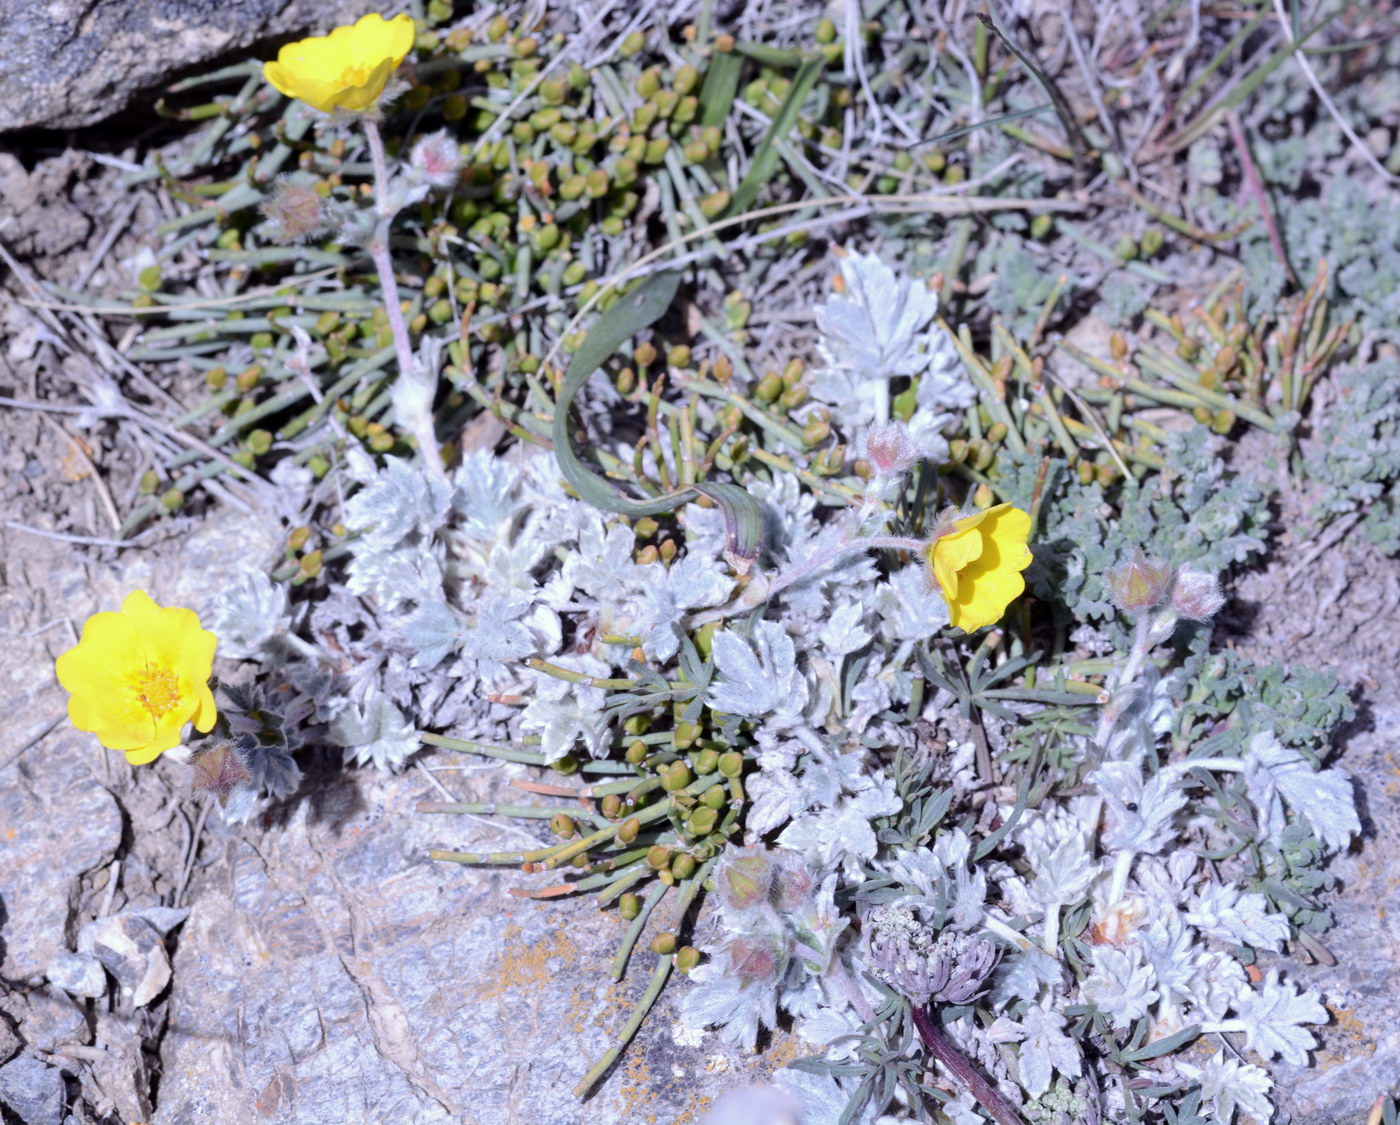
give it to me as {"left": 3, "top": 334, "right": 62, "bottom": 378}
{"left": 362, "top": 117, "right": 445, "bottom": 483}
{"left": 909, "top": 1004, "right": 1023, "bottom": 1125}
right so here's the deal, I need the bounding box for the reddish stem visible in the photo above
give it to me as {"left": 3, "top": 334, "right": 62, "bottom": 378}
{"left": 909, "top": 1004, "right": 1023, "bottom": 1125}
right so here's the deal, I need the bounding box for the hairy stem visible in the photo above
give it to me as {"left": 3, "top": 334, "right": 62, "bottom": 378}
{"left": 362, "top": 117, "right": 445, "bottom": 482}
{"left": 909, "top": 1004, "right": 1023, "bottom": 1125}
{"left": 690, "top": 533, "right": 926, "bottom": 626}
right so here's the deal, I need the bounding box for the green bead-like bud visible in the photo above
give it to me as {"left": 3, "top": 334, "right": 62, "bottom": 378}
{"left": 754, "top": 372, "right": 783, "bottom": 403}
{"left": 675, "top": 945, "right": 701, "bottom": 972}
{"left": 646, "top": 845, "right": 672, "bottom": 870}
{"left": 636, "top": 67, "right": 662, "bottom": 99}
{"left": 617, "top": 817, "right": 641, "bottom": 845}
{"left": 718, "top": 751, "right": 743, "bottom": 778}
{"left": 673, "top": 721, "right": 701, "bottom": 751}
{"left": 687, "top": 806, "right": 718, "bottom": 836}
{"left": 160, "top": 488, "right": 184, "bottom": 511}
{"left": 550, "top": 813, "right": 577, "bottom": 839}
{"left": 619, "top": 893, "right": 641, "bottom": 920}
{"left": 693, "top": 748, "right": 720, "bottom": 776}
{"left": 552, "top": 753, "right": 580, "bottom": 775}
{"left": 700, "top": 785, "right": 726, "bottom": 810}
{"left": 662, "top": 763, "right": 692, "bottom": 792}
{"left": 626, "top": 740, "right": 648, "bottom": 765}
{"left": 650, "top": 932, "right": 677, "bottom": 955}
{"left": 601, "top": 793, "right": 624, "bottom": 819}
{"left": 670, "top": 853, "right": 698, "bottom": 879}
{"left": 620, "top": 30, "right": 646, "bottom": 56}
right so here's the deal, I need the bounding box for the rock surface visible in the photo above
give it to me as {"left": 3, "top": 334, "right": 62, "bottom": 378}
{"left": 152, "top": 763, "right": 788, "bottom": 1125}
{"left": 0, "top": 0, "right": 379, "bottom": 132}
{"left": 0, "top": 1054, "right": 65, "bottom": 1125}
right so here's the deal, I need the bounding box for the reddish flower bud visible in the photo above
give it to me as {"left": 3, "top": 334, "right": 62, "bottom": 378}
{"left": 410, "top": 130, "right": 464, "bottom": 190}
{"left": 725, "top": 936, "right": 781, "bottom": 984}
{"left": 260, "top": 176, "right": 329, "bottom": 243}
{"left": 716, "top": 846, "right": 772, "bottom": 912}
{"left": 770, "top": 852, "right": 815, "bottom": 913}
{"left": 864, "top": 420, "right": 918, "bottom": 477}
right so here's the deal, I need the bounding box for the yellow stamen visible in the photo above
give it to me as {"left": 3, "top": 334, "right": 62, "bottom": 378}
{"left": 134, "top": 664, "right": 181, "bottom": 720}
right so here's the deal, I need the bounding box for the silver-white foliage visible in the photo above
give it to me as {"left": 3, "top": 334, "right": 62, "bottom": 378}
{"left": 1080, "top": 945, "right": 1159, "bottom": 1030}
{"left": 327, "top": 689, "right": 419, "bottom": 771}
{"left": 1174, "top": 1051, "right": 1273, "bottom": 1124}
{"left": 1088, "top": 760, "right": 1189, "bottom": 853}
{"left": 998, "top": 1005, "right": 1083, "bottom": 1098}
{"left": 809, "top": 250, "right": 970, "bottom": 450}
{"left": 205, "top": 568, "right": 288, "bottom": 660}
{"left": 1241, "top": 729, "right": 1359, "bottom": 851}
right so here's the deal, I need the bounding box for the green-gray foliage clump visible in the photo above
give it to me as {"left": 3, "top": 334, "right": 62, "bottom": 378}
{"left": 1301, "top": 358, "right": 1400, "bottom": 552}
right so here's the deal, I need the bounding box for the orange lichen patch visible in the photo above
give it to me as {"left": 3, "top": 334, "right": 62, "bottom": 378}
{"left": 479, "top": 922, "right": 579, "bottom": 1001}
{"left": 1313, "top": 1004, "right": 1377, "bottom": 1072}
{"left": 3, "top": 828, "right": 15, "bottom": 840}
{"left": 60, "top": 436, "right": 93, "bottom": 481}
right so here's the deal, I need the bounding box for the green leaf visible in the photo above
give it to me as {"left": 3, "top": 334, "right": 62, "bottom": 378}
{"left": 1121, "top": 1023, "right": 1201, "bottom": 1063}
{"left": 727, "top": 54, "right": 825, "bottom": 217}
{"left": 550, "top": 273, "right": 765, "bottom": 569}
{"left": 699, "top": 50, "right": 744, "bottom": 129}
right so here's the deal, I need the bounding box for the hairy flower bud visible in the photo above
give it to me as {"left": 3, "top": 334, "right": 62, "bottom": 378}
{"left": 769, "top": 852, "right": 815, "bottom": 913}
{"left": 1170, "top": 566, "right": 1225, "bottom": 620}
{"left": 716, "top": 845, "right": 773, "bottom": 912}
{"left": 260, "top": 175, "right": 331, "bottom": 243}
{"left": 1106, "top": 550, "right": 1172, "bottom": 614}
{"left": 864, "top": 420, "right": 918, "bottom": 477}
{"left": 725, "top": 935, "right": 783, "bottom": 985}
{"left": 409, "top": 130, "right": 464, "bottom": 190}
{"left": 865, "top": 905, "right": 1001, "bottom": 1006}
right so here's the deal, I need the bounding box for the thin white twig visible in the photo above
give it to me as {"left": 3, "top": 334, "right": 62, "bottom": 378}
{"left": 1271, "top": 0, "right": 1397, "bottom": 183}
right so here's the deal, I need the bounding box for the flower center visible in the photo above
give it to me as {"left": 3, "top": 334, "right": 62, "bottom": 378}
{"left": 133, "top": 663, "right": 181, "bottom": 720}
{"left": 337, "top": 63, "right": 372, "bottom": 88}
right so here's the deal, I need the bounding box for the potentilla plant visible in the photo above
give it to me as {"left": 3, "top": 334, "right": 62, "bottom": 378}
{"left": 261, "top": 11, "right": 453, "bottom": 482}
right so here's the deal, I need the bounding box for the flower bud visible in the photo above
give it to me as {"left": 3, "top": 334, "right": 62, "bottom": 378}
{"left": 260, "top": 175, "right": 331, "bottom": 243}
{"left": 864, "top": 420, "right": 919, "bottom": 477}
{"left": 409, "top": 130, "right": 464, "bottom": 189}
{"left": 770, "top": 852, "right": 814, "bottom": 913}
{"left": 725, "top": 936, "right": 781, "bottom": 984}
{"left": 716, "top": 846, "right": 773, "bottom": 911}
{"left": 1170, "top": 566, "right": 1225, "bottom": 620}
{"left": 1107, "top": 550, "right": 1172, "bottom": 614}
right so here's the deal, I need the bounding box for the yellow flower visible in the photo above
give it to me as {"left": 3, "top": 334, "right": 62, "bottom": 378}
{"left": 926, "top": 503, "right": 1033, "bottom": 633}
{"left": 55, "top": 591, "right": 218, "bottom": 765}
{"left": 263, "top": 13, "right": 415, "bottom": 114}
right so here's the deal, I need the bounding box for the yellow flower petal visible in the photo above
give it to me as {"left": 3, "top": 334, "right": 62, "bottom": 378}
{"left": 928, "top": 503, "right": 1033, "bottom": 633}
{"left": 263, "top": 12, "right": 415, "bottom": 113}
{"left": 930, "top": 525, "right": 984, "bottom": 602}
{"left": 54, "top": 591, "right": 219, "bottom": 763}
